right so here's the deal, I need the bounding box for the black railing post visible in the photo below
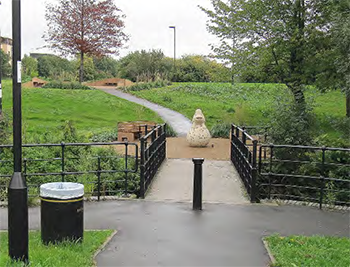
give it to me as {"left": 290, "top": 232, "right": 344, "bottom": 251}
{"left": 268, "top": 144, "right": 274, "bottom": 199}
{"left": 251, "top": 140, "right": 258, "bottom": 203}
{"left": 242, "top": 129, "right": 247, "bottom": 145}
{"left": 61, "top": 142, "right": 65, "bottom": 182}
{"left": 139, "top": 137, "right": 146, "bottom": 198}
{"left": 319, "top": 147, "right": 326, "bottom": 209}
{"left": 124, "top": 142, "right": 129, "bottom": 196}
{"left": 192, "top": 158, "right": 204, "bottom": 210}
{"left": 97, "top": 156, "right": 101, "bottom": 201}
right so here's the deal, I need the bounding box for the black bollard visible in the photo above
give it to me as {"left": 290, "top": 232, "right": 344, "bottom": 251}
{"left": 8, "top": 172, "right": 28, "bottom": 262}
{"left": 192, "top": 158, "right": 204, "bottom": 210}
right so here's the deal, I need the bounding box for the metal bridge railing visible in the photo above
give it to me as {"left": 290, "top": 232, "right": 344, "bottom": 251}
{"left": 258, "top": 144, "right": 350, "bottom": 209}
{"left": 0, "top": 142, "right": 139, "bottom": 201}
{"left": 230, "top": 124, "right": 258, "bottom": 202}
{"left": 139, "top": 124, "right": 166, "bottom": 198}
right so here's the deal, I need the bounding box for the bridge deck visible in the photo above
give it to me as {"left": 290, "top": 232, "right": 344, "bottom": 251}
{"left": 145, "top": 159, "right": 248, "bottom": 204}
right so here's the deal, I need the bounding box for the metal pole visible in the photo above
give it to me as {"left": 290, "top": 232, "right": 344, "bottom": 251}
{"left": 8, "top": 0, "right": 29, "bottom": 263}
{"left": 169, "top": 26, "right": 176, "bottom": 76}
{"left": 192, "top": 158, "right": 204, "bottom": 210}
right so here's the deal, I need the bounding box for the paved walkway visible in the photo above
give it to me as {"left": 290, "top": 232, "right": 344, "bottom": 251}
{"left": 0, "top": 201, "right": 348, "bottom": 266}
{"left": 146, "top": 159, "right": 248, "bottom": 204}
{"left": 97, "top": 87, "right": 192, "bottom": 136}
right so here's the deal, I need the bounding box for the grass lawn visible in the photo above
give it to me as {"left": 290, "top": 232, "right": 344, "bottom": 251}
{"left": 265, "top": 234, "right": 350, "bottom": 267}
{"left": 130, "top": 82, "right": 347, "bottom": 142}
{"left": 0, "top": 230, "right": 114, "bottom": 267}
{"left": 1, "top": 80, "right": 162, "bottom": 140}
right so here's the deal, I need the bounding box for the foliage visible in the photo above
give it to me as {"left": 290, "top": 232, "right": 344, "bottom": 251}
{"left": 22, "top": 54, "right": 38, "bottom": 79}
{"left": 93, "top": 56, "right": 119, "bottom": 79}
{"left": 0, "top": 230, "right": 114, "bottom": 267}
{"left": 210, "top": 122, "right": 231, "bottom": 138}
{"left": 125, "top": 80, "right": 172, "bottom": 91}
{"left": 165, "top": 124, "right": 177, "bottom": 137}
{"left": 0, "top": 49, "right": 11, "bottom": 78}
{"left": 330, "top": 1, "right": 350, "bottom": 117}
{"left": 118, "top": 49, "right": 172, "bottom": 82}
{"left": 265, "top": 234, "right": 350, "bottom": 267}
{"left": 0, "top": 112, "right": 10, "bottom": 144}
{"left": 173, "top": 55, "right": 231, "bottom": 82}
{"left": 44, "top": 0, "right": 128, "bottom": 82}
{"left": 89, "top": 128, "right": 119, "bottom": 142}
{"left": 200, "top": 0, "right": 334, "bottom": 107}
{"left": 37, "top": 55, "right": 75, "bottom": 80}
{"left": 43, "top": 81, "right": 92, "bottom": 90}
{"left": 267, "top": 95, "right": 316, "bottom": 146}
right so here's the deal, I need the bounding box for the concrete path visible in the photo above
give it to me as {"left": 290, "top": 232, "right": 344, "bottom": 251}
{"left": 97, "top": 87, "right": 192, "bottom": 136}
{"left": 0, "top": 201, "right": 348, "bottom": 266}
{"left": 146, "top": 159, "right": 248, "bottom": 204}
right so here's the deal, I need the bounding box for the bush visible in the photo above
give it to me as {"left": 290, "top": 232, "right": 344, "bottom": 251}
{"left": 165, "top": 124, "right": 177, "bottom": 137}
{"left": 125, "top": 80, "right": 172, "bottom": 92}
{"left": 210, "top": 122, "right": 231, "bottom": 138}
{"left": 43, "top": 81, "right": 91, "bottom": 90}
{"left": 90, "top": 129, "right": 119, "bottom": 142}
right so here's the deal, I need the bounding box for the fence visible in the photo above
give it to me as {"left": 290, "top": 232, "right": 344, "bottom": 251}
{"left": 0, "top": 142, "right": 139, "bottom": 201}
{"left": 258, "top": 144, "right": 350, "bottom": 209}
{"left": 139, "top": 124, "right": 167, "bottom": 198}
{"left": 230, "top": 124, "right": 258, "bottom": 202}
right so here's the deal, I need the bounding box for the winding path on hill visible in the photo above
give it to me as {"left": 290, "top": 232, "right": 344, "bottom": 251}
{"left": 96, "top": 87, "right": 192, "bottom": 137}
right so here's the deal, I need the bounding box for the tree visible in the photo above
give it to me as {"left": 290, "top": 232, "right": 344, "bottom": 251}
{"left": 38, "top": 55, "right": 75, "bottom": 80}
{"left": 44, "top": 0, "right": 128, "bottom": 83}
{"left": 22, "top": 55, "right": 38, "bottom": 78}
{"left": 201, "top": 0, "right": 332, "bottom": 108}
{"left": 118, "top": 50, "right": 171, "bottom": 82}
{"left": 331, "top": 0, "right": 350, "bottom": 117}
{"left": 0, "top": 50, "right": 11, "bottom": 78}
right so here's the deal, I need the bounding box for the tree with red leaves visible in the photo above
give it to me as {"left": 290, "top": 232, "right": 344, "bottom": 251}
{"left": 44, "top": 0, "right": 128, "bottom": 83}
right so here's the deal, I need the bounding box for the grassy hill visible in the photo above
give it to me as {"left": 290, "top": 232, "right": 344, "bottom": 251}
{"left": 129, "top": 82, "right": 348, "bottom": 144}
{"left": 1, "top": 80, "right": 162, "bottom": 142}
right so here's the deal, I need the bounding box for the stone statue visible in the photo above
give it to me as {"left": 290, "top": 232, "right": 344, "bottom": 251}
{"left": 186, "top": 109, "right": 211, "bottom": 147}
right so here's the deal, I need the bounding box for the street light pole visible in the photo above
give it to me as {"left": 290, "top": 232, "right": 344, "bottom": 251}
{"left": 169, "top": 26, "right": 176, "bottom": 71}
{"left": 8, "top": 0, "right": 28, "bottom": 263}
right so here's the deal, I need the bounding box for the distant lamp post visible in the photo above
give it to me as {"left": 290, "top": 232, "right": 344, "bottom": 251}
{"left": 8, "top": 0, "right": 29, "bottom": 263}
{"left": 169, "top": 26, "right": 176, "bottom": 73}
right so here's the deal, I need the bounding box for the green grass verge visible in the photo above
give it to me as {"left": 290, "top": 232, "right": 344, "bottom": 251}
{"left": 130, "top": 82, "right": 347, "bottom": 142}
{"left": 0, "top": 230, "right": 114, "bottom": 267}
{"left": 265, "top": 234, "right": 350, "bottom": 267}
{"left": 1, "top": 80, "right": 162, "bottom": 139}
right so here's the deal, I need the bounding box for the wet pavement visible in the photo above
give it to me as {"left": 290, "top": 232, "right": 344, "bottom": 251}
{"left": 146, "top": 159, "right": 248, "bottom": 204}
{"left": 0, "top": 200, "right": 348, "bottom": 266}
{"left": 97, "top": 87, "right": 192, "bottom": 137}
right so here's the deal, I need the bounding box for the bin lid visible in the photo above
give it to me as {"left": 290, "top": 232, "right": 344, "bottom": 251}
{"left": 40, "top": 182, "right": 84, "bottom": 199}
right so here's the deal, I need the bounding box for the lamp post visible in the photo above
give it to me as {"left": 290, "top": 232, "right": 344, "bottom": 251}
{"left": 169, "top": 26, "right": 176, "bottom": 71}
{"left": 8, "top": 0, "right": 29, "bottom": 263}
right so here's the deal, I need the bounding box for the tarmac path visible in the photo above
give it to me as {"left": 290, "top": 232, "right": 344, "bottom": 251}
{"left": 0, "top": 201, "right": 348, "bottom": 266}
{"left": 96, "top": 87, "right": 192, "bottom": 137}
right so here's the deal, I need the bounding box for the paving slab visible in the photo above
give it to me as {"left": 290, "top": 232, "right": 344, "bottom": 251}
{"left": 97, "top": 87, "right": 192, "bottom": 136}
{"left": 146, "top": 159, "right": 248, "bottom": 204}
{"left": 0, "top": 201, "right": 348, "bottom": 267}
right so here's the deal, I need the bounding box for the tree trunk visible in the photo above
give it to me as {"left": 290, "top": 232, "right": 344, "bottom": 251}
{"left": 79, "top": 51, "right": 84, "bottom": 83}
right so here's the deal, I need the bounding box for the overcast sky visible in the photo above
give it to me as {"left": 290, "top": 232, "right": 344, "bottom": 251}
{"left": 0, "top": 0, "right": 219, "bottom": 59}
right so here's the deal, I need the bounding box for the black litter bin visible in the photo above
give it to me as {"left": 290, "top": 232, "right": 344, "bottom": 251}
{"left": 40, "top": 182, "right": 84, "bottom": 245}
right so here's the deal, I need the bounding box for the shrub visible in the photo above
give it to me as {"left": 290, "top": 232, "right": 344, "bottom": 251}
{"left": 43, "top": 81, "right": 91, "bottom": 90}
{"left": 210, "top": 122, "right": 231, "bottom": 138}
{"left": 125, "top": 80, "right": 172, "bottom": 92}
{"left": 165, "top": 124, "right": 177, "bottom": 137}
